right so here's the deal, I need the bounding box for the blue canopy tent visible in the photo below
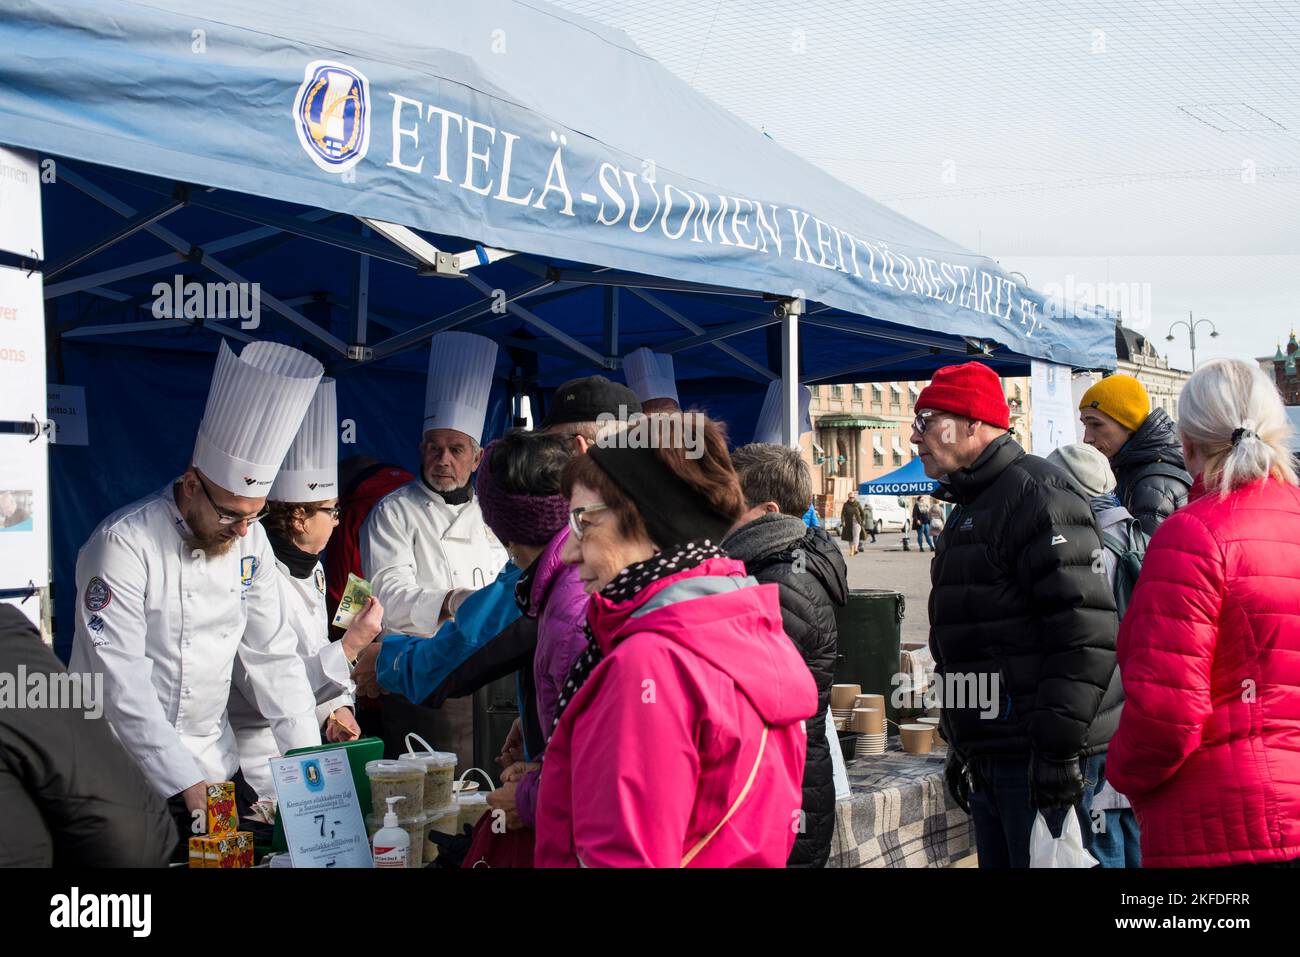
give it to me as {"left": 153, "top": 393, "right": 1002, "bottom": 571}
{"left": 859, "top": 458, "right": 940, "bottom": 496}
{"left": 0, "top": 0, "right": 1115, "bottom": 655}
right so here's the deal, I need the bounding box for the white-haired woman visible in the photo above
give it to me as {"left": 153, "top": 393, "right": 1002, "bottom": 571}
{"left": 1107, "top": 359, "right": 1300, "bottom": 867}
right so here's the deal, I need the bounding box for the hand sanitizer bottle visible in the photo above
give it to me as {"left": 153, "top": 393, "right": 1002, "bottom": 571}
{"left": 372, "top": 796, "right": 410, "bottom": 868}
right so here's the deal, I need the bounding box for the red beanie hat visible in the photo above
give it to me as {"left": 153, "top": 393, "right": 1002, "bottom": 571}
{"left": 914, "top": 363, "right": 1010, "bottom": 430}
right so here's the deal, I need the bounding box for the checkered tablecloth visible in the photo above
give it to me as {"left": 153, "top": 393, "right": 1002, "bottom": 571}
{"left": 828, "top": 739, "right": 974, "bottom": 868}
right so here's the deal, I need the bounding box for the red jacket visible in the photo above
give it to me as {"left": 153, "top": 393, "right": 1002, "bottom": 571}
{"left": 534, "top": 557, "right": 817, "bottom": 867}
{"left": 1108, "top": 476, "right": 1300, "bottom": 867}
{"left": 324, "top": 464, "right": 413, "bottom": 624}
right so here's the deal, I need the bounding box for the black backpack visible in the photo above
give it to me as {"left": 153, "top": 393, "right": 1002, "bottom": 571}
{"left": 1101, "top": 517, "right": 1150, "bottom": 619}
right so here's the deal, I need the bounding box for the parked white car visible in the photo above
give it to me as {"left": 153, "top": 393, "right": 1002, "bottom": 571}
{"left": 864, "top": 495, "right": 911, "bottom": 533}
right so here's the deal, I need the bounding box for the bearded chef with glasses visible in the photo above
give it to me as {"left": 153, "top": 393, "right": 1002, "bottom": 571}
{"left": 69, "top": 341, "right": 327, "bottom": 851}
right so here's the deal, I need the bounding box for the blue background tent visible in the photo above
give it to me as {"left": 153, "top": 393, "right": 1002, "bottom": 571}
{"left": 859, "top": 458, "right": 940, "bottom": 496}
{"left": 0, "top": 0, "right": 1115, "bottom": 656}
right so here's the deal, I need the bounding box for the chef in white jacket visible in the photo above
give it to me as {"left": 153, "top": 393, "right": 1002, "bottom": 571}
{"left": 358, "top": 331, "right": 507, "bottom": 762}
{"left": 623, "top": 346, "right": 681, "bottom": 413}
{"left": 69, "top": 341, "right": 325, "bottom": 845}
{"left": 228, "top": 378, "right": 386, "bottom": 800}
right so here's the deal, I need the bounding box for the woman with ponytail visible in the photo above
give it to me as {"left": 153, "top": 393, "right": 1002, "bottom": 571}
{"left": 1108, "top": 359, "right": 1300, "bottom": 867}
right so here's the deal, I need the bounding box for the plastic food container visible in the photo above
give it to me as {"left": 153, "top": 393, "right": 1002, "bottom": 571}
{"left": 458, "top": 792, "right": 489, "bottom": 833}
{"left": 428, "top": 803, "right": 460, "bottom": 837}
{"left": 398, "top": 750, "right": 457, "bottom": 812}
{"left": 365, "top": 760, "right": 424, "bottom": 817}
{"left": 365, "top": 811, "right": 427, "bottom": 868}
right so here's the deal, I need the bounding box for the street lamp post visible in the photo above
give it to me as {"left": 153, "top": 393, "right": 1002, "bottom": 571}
{"left": 1166, "top": 311, "right": 1219, "bottom": 370}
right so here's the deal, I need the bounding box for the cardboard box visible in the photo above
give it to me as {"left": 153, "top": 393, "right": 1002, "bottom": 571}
{"left": 206, "top": 781, "right": 238, "bottom": 837}
{"left": 187, "top": 831, "right": 254, "bottom": 868}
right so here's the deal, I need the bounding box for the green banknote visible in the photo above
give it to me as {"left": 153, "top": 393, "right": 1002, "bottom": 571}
{"left": 331, "top": 573, "right": 373, "bottom": 629}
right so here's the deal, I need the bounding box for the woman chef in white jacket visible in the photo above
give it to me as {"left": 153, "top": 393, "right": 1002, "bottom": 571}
{"left": 228, "top": 379, "right": 385, "bottom": 800}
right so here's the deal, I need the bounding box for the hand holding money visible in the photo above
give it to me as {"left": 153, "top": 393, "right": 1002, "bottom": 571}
{"left": 340, "top": 594, "right": 384, "bottom": 664}
{"left": 331, "top": 573, "right": 373, "bottom": 629}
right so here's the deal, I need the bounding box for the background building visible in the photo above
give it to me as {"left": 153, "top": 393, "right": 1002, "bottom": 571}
{"left": 1114, "top": 319, "right": 1189, "bottom": 420}
{"left": 1258, "top": 330, "right": 1300, "bottom": 406}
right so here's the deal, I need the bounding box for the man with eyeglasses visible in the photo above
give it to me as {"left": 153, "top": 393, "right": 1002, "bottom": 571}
{"left": 358, "top": 332, "right": 508, "bottom": 765}
{"left": 69, "top": 342, "right": 326, "bottom": 855}
{"left": 910, "top": 361, "right": 1120, "bottom": 869}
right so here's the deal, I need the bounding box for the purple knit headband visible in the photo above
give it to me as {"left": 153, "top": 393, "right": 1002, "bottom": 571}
{"left": 474, "top": 439, "right": 571, "bottom": 547}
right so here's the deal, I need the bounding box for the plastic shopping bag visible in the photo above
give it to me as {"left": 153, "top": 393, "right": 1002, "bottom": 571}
{"left": 1029, "top": 810, "right": 1098, "bottom": 868}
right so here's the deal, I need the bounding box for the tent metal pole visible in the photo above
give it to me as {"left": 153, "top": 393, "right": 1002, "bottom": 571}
{"left": 368, "top": 277, "right": 558, "bottom": 361}
{"left": 462, "top": 272, "right": 610, "bottom": 368}
{"left": 627, "top": 288, "right": 775, "bottom": 381}
{"left": 780, "top": 297, "right": 801, "bottom": 448}
{"left": 657, "top": 314, "right": 780, "bottom": 354}
{"left": 44, "top": 210, "right": 335, "bottom": 300}
{"left": 63, "top": 317, "right": 256, "bottom": 344}
{"left": 55, "top": 167, "right": 350, "bottom": 356}
{"left": 45, "top": 198, "right": 186, "bottom": 281}
{"left": 604, "top": 288, "right": 619, "bottom": 358}
{"left": 354, "top": 225, "right": 370, "bottom": 352}
{"left": 801, "top": 348, "right": 935, "bottom": 384}
{"left": 548, "top": 268, "right": 765, "bottom": 298}
{"left": 799, "top": 314, "right": 977, "bottom": 354}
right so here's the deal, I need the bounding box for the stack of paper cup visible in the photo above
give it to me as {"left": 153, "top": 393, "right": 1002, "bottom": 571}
{"left": 851, "top": 707, "right": 887, "bottom": 756}
{"left": 831, "top": 684, "right": 861, "bottom": 729}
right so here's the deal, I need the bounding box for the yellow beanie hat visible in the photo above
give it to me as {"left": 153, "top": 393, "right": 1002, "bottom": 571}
{"left": 1078, "top": 375, "right": 1150, "bottom": 433}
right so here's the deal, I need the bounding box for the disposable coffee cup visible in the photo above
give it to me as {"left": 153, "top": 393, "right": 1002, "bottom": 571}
{"left": 852, "top": 707, "right": 884, "bottom": 734}
{"left": 855, "top": 693, "right": 886, "bottom": 713}
{"left": 900, "top": 724, "right": 934, "bottom": 754}
{"left": 831, "top": 684, "right": 862, "bottom": 711}
{"left": 917, "top": 717, "right": 941, "bottom": 742}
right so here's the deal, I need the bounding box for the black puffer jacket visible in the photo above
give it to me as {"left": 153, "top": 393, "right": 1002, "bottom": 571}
{"left": 929, "top": 435, "right": 1121, "bottom": 762}
{"left": 1110, "top": 408, "right": 1192, "bottom": 536}
{"left": 724, "top": 514, "right": 847, "bottom": 868}
{"left": 0, "top": 606, "right": 176, "bottom": 866}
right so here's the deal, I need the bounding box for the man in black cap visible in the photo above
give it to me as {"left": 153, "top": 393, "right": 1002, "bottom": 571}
{"left": 541, "top": 374, "right": 642, "bottom": 452}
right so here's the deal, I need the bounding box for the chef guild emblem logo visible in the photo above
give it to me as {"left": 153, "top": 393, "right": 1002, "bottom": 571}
{"left": 302, "top": 759, "right": 325, "bottom": 792}
{"left": 293, "top": 60, "right": 371, "bottom": 173}
{"left": 314, "top": 567, "right": 326, "bottom": 595}
{"left": 240, "top": 556, "right": 258, "bottom": 589}
{"left": 244, "top": 476, "right": 257, "bottom": 487}
{"left": 84, "top": 576, "right": 112, "bottom": 612}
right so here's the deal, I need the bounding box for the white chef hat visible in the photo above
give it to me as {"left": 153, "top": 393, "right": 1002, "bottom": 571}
{"left": 192, "top": 341, "right": 323, "bottom": 496}
{"left": 622, "top": 347, "right": 679, "bottom": 405}
{"left": 424, "top": 331, "right": 498, "bottom": 442}
{"left": 270, "top": 378, "right": 338, "bottom": 502}
{"left": 752, "top": 379, "right": 812, "bottom": 445}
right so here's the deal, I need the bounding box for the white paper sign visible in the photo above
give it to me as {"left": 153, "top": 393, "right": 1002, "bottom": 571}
{"left": 270, "top": 748, "right": 372, "bottom": 868}
{"left": 0, "top": 147, "right": 42, "bottom": 260}
{"left": 1030, "top": 360, "right": 1077, "bottom": 456}
{"left": 47, "top": 385, "right": 88, "bottom": 446}
{"left": 0, "top": 265, "right": 49, "bottom": 590}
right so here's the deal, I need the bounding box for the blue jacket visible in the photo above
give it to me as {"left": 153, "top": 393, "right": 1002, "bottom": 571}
{"left": 376, "top": 561, "right": 524, "bottom": 706}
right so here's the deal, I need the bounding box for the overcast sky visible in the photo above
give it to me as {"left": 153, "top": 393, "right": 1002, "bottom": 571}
{"left": 554, "top": 0, "right": 1300, "bottom": 370}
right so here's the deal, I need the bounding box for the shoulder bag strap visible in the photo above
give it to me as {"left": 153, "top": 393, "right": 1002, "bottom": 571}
{"left": 680, "top": 725, "right": 771, "bottom": 867}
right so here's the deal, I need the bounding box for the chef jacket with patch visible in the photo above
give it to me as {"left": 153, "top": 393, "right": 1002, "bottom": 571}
{"left": 228, "top": 557, "right": 354, "bottom": 800}
{"left": 360, "top": 480, "right": 507, "bottom": 638}
{"left": 68, "top": 484, "right": 322, "bottom": 798}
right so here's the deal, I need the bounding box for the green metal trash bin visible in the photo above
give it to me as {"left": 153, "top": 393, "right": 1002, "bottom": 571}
{"left": 833, "top": 589, "right": 905, "bottom": 725}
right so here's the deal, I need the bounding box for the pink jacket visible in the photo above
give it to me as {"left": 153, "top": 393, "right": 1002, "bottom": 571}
{"left": 534, "top": 557, "right": 817, "bottom": 867}
{"left": 1108, "top": 477, "right": 1300, "bottom": 867}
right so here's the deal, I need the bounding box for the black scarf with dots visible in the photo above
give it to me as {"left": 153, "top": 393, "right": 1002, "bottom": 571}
{"left": 550, "top": 539, "right": 724, "bottom": 732}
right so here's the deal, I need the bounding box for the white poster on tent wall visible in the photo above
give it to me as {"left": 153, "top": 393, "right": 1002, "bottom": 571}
{"left": 1030, "top": 360, "right": 1076, "bottom": 456}
{"left": 0, "top": 147, "right": 42, "bottom": 260}
{"left": 0, "top": 265, "right": 49, "bottom": 590}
